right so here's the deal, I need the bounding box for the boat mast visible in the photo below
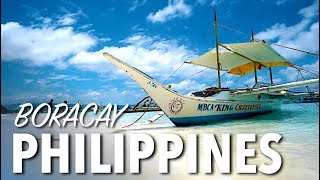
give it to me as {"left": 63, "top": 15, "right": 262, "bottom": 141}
{"left": 251, "top": 29, "right": 258, "bottom": 84}
{"left": 269, "top": 67, "right": 274, "bottom": 84}
{"left": 264, "top": 28, "right": 273, "bottom": 84}
{"left": 253, "top": 62, "right": 258, "bottom": 83}
{"left": 214, "top": 8, "right": 222, "bottom": 89}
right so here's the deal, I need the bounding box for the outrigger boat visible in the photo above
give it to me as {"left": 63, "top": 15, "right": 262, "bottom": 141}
{"left": 103, "top": 11, "right": 319, "bottom": 126}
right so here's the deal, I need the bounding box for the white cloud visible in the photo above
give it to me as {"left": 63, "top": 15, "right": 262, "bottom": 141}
{"left": 47, "top": 74, "right": 69, "bottom": 80}
{"left": 298, "top": 0, "right": 319, "bottom": 18}
{"left": 57, "top": 9, "right": 87, "bottom": 26}
{"left": 24, "top": 79, "right": 34, "bottom": 84}
{"left": 279, "top": 60, "right": 319, "bottom": 82}
{"left": 270, "top": 22, "right": 319, "bottom": 60}
{"left": 255, "top": 19, "right": 310, "bottom": 41}
{"left": 86, "top": 91, "right": 101, "bottom": 97}
{"left": 204, "top": 0, "right": 239, "bottom": 6}
{"left": 210, "top": 0, "right": 222, "bottom": 6}
{"left": 170, "top": 79, "right": 208, "bottom": 93}
{"left": 146, "top": 0, "right": 192, "bottom": 23}
{"left": 25, "top": 74, "right": 90, "bottom": 95}
{"left": 100, "top": 37, "right": 111, "bottom": 42}
{"left": 1, "top": 13, "right": 205, "bottom": 86}
{"left": 196, "top": 0, "right": 207, "bottom": 5}
{"left": 23, "top": 69, "right": 42, "bottom": 75}
{"left": 276, "top": 0, "right": 288, "bottom": 6}
{"left": 131, "top": 24, "right": 147, "bottom": 32}
{"left": 255, "top": 1, "right": 319, "bottom": 60}
{"left": 243, "top": 76, "right": 267, "bottom": 87}
{"left": 68, "top": 48, "right": 112, "bottom": 74}
{"left": 273, "top": 78, "right": 282, "bottom": 84}
{"left": 242, "top": 76, "right": 282, "bottom": 87}
{"left": 42, "top": 17, "right": 53, "bottom": 24}
{"left": 1, "top": 22, "right": 96, "bottom": 67}
{"left": 1, "top": 87, "right": 145, "bottom": 105}
{"left": 77, "top": 88, "right": 145, "bottom": 104}
{"left": 69, "top": 33, "right": 202, "bottom": 81}
{"left": 58, "top": 15, "right": 76, "bottom": 26}
{"left": 79, "top": 24, "right": 93, "bottom": 29}
{"left": 123, "top": 81, "right": 139, "bottom": 88}
{"left": 120, "top": 34, "right": 155, "bottom": 47}
{"left": 47, "top": 74, "right": 91, "bottom": 81}
{"left": 129, "top": 0, "right": 147, "bottom": 12}
{"left": 302, "top": 59, "right": 319, "bottom": 72}
{"left": 222, "top": 80, "right": 234, "bottom": 87}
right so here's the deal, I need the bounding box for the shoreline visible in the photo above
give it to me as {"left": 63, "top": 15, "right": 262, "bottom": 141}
{"left": 2, "top": 103, "right": 319, "bottom": 179}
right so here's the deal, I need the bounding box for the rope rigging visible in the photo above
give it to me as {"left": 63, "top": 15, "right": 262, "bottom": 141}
{"left": 162, "top": 26, "right": 213, "bottom": 84}
{"left": 121, "top": 21, "right": 319, "bottom": 129}
{"left": 218, "top": 22, "right": 319, "bottom": 99}
{"left": 292, "top": 64, "right": 319, "bottom": 77}
{"left": 121, "top": 26, "right": 214, "bottom": 128}
{"left": 176, "top": 67, "right": 209, "bottom": 84}
{"left": 273, "top": 44, "right": 319, "bottom": 56}
{"left": 210, "top": 71, "right": 228, "bottom": 87}
{"left": 166, "top": 22, "right": 319, "bottom": 87}
{"left": 218, "top": 23, "right": 319, "bottom": 57}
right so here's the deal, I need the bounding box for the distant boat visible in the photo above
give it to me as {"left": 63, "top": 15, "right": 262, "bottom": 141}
{"left": 283, "top": 91, "right": 319, "bottom": 104}
{"left": 103, "top": 10, "right": 319, "bottom": 126}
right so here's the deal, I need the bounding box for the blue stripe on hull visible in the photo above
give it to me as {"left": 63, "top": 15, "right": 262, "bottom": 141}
{"left": 169, "top": 110, "right": 275, "bottom": 126}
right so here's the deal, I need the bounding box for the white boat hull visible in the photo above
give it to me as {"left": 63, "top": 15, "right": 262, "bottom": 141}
{"left": 103, "top": 52, "right": 296, "bottom": 126}
{"left": 167, "top": 94, "right": 282, "bottom": 126}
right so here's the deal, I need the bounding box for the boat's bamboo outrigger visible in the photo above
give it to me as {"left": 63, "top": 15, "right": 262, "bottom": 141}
{"left": 102, "top": 10, "right": 319, "bottom": 126}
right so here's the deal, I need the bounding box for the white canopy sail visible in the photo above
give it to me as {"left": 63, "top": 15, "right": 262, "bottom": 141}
{"left": 188, "top": 41, "right": 293, "bottom": 75}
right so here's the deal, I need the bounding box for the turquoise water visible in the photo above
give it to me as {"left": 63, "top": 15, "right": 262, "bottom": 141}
{"left": 117, "top": 103, "right": 319, "bottom": 144}
{"left": 1, "top": 103, "right": 319, "bottom": 179}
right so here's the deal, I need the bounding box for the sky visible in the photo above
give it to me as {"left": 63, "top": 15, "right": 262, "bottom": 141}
{"left": 1, "top": 0, "right": 319, "bottom": 105}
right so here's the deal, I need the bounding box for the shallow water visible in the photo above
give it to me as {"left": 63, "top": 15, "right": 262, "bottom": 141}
{"left": 1, "top": 103, "right": 319, "bottom": 180}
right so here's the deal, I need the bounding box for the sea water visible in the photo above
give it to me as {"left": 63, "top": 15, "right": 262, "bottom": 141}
{"left": 1, "top": 103, "right": 319, "bottom": 180}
